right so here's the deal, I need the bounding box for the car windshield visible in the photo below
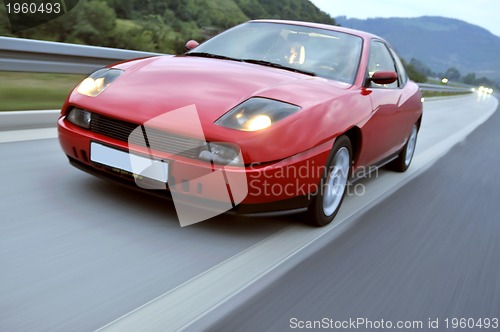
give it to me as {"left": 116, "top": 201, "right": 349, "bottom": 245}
{"left": 186, "top": 22, "right": 363, "bottom": 84}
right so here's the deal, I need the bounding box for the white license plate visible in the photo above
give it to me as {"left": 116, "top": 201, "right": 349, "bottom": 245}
{"left": 90, "top": 142, "right": 168, "bottom": 183}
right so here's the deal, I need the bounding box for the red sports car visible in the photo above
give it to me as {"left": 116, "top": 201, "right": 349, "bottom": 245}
{"left": 58, "top": 20, "right": 422, "bottom": 226}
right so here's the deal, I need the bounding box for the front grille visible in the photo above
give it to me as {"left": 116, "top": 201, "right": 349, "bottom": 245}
{"left": 90, "top": 113, "right": 137, "bottom": 142}
{"left": 90, "top": 113, "right": 204, "bottom": 159}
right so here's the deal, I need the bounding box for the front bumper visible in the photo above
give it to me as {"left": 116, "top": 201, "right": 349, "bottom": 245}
{"left": 58, "top": 116, "right": 333, "bottom": 216}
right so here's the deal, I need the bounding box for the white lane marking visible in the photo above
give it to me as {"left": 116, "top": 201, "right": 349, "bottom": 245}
{"left": 96, "top": 93, "right": 498, "bottom": 332}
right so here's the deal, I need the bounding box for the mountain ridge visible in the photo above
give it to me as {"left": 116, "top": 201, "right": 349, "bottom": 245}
{"left": 336, "top": 16, "right": 500, "bottom": 83}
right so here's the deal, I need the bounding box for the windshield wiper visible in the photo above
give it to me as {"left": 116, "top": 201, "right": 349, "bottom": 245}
{"left": 185, "top": 53, "right": 316, "bottom": 76}
{"left": 185, "top": 52, "right": 242, "bottom": 62}
{"left": 242, "top": 59, "right": 316, "bottom": 76}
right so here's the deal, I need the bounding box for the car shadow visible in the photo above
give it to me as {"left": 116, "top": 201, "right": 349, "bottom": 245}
{"left": 79, "top": 176, "right": 305, "bottom": 237}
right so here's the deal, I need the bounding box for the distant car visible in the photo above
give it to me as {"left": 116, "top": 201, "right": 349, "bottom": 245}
{"left": 58, "top": 20, "right": 422, "bottom": 226}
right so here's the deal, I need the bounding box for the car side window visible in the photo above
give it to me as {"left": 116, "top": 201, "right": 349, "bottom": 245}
{"left": 367, "top": 41, "right": 398, "bottom": 89}
{"left": 390, "top": 48, "right": 408, "bottom": 86}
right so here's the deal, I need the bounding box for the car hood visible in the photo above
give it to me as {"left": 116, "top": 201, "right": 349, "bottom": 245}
{"left": 71, "top": 55, "right": 350, "bottom": 121}
{"left": 69, "top": 55, "right": 356, "bottom": 162}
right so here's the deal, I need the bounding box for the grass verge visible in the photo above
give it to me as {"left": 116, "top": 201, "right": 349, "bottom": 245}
{"left": 421, "top": 90, "right": 472, "bottom": 98}
{"left": 0, "top": 72, "right": 85, "bottom": 111}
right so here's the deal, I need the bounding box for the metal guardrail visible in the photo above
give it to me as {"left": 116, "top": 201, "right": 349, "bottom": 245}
{"left": 0, "top": 36, "right": 163, "bottom": 74}
{"left": 418, "top": 83, "right": 472, "bottom": 93}
{"left": 0, "top": 110, "right": 59, "bottom": 130}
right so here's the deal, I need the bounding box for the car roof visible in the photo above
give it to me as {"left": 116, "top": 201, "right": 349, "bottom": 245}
{"left": 249, "top": 19, "right": 382, "bottom": 40}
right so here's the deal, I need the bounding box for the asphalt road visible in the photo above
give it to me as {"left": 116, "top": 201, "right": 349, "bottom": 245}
{"left": 200, "top": 95, "right": 500, "bottom": 331}
{"left": 0, "top": 140, "right": 295, "bottom": 331}
{"left": 0, "top": 93, "right": 498, "bottom": 331}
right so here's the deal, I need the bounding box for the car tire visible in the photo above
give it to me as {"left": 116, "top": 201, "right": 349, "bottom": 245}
{"left": 306, "top": 135, "right": 352, "bottom": 227}
{"left": 389, "top": 123, "right": 418, "bottom": 172}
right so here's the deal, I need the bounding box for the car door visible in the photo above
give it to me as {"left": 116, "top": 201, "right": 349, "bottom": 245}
{"left": 359, "top": 40, "right": 407, "bottom": 167}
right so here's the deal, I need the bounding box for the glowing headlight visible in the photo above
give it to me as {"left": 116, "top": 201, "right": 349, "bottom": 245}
{"left": 215, "top": 97, "right": 301, "bottom": 131}
{"left": 77, "top": 68, "right": 123, "bottom": 97}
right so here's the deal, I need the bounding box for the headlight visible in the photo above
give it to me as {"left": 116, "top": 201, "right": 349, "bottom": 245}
{"left": 66, "top": 108, "right": 91, "bottom": 129}
{"left": 198, "top": 142, "right": 243, "bottom": 165}
{"left": 215, "top": 97, "right": 301, "bottom": 131}
{"left": 76, "top": 68, "right": 123, "bottom": 97}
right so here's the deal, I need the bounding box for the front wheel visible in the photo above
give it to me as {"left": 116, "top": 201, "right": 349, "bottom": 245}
{"left": 306, "top": 136, "right": 352, "bottom": 227}
{"left": 389, "top": 124, "right": 418, "bottom": 172}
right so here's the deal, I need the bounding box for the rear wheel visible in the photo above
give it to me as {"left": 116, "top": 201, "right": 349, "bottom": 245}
{"left": 306, "top": 136, "right": 352, "bottom": 227}
{"left": 389, "top": 123, "right": 418, "bottom": 172}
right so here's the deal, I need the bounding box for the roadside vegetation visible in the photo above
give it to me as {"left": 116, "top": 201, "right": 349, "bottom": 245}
{"left": 0, "top": 72, "right": 84, "bottom": 111}
{"left": 402, "top": 58, "right": 498, "bottom": 91}
{"left": 421, "top": 90, "right": 471, "bottom": 98}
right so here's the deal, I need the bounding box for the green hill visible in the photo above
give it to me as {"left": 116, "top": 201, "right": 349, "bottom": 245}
{"left": 0, "top": 0, "right": 335, "bottom": 54}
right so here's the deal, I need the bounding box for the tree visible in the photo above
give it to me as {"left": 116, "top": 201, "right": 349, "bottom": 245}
{"left": 71, "top": 0, "right": 117, "bottom": 46}
{"left": 476, "top": 76, "right": 498, "bottom": 88}
{"left": 409, "top": 58, "right": 433, "bottom": 77}
{"left": 401, "top": 58, "right": 427, "bottom": 83}
{"left": 444, "top": 67, "right": 461, "bottom": 81}
{"left": 0, "top": 5, "right": 14, "bottom": 36}
{"left": 106, "top": 0, "right": 134, "bottom": 19}
{"left": 462, "top": 73, "right": 476, "bottom": 85}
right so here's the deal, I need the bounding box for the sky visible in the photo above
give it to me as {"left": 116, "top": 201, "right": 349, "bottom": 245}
{"left": 310, "top": 0, "right": 500, "bottom": 37}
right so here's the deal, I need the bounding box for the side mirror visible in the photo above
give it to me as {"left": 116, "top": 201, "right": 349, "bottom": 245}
{"left": 370, "top": 71, "right": 398, "bottom": 85}
{"left": 185, "top": 40, "right": 200, "bottom": 50}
